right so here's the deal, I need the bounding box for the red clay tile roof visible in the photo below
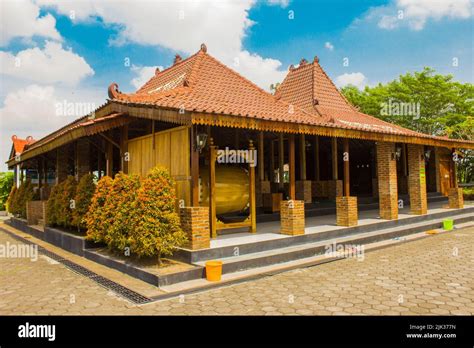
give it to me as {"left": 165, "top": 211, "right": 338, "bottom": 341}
{"left": 111, "top": 45, "right": 322, "bottom": 126}
{"left": 11, "top": 135, "right": 35, "bottom": 155}
{"left": 111, "top": 46, "right": 450, "bottom": 141}
{"left": 275, "top": 57, "right": 426, "bottom": 138}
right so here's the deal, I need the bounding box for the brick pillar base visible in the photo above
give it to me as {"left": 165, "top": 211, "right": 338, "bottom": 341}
{"left": 327, "top": 180, "right": 343, "bottom": 199}
{"left": 256, "top": 180, "right": 271, "bottom": 208}
{"left": 336, "top": 196, "right": 358, "bottom": 227}
{"left": 296, "top": 180, "right": 312, "bottom": 203}
{"left": 448, "top": 188, "right": 464, "bottom": 209}
{"left": 376, "top": 142, "right": 398, "bottom": 220}
{"left": 26, "top": 201, "right": 46, "bottom": 226}
{"left": 280, "top": 200, "right": 305, "bottom": 235}
{"left": 407, "top": 144, "right": 427, "bottom": 215}
{"left": 179, "top": 206, "right": 210, "bottom": 250}
{"left": 312, "top": 180, "right": 328, "bottom": 198}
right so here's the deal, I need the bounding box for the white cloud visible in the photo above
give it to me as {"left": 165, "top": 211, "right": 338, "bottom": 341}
{"left": 266, "top": 0, "right": 290, "bottom": 7}
{"left": 0, "top": 0, "right": 61, "bottom": 46}
{"left": 335, "top": 72, "right": 368, "bottom": 89}
{"left": 130, "top": 65, "right": 163, "bottom": 90}
{"left": 324, "top": 42, "right": 334, "bottom": 51}
{"left": 0, "top": 41, "right": 94, "bottom": 85}
{"left": 0, "top": 84, "right": 104, "bottom": 169}
{"left": 36, "top": 0, "right": 287, "bottom": 90}
{"left": 373, "top": 0, "right": 472, "bottom": 30}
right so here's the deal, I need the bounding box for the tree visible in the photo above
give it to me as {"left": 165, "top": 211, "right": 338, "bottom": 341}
{"left": 129, "top": 166, "right": 186, "bottom": 265}
{"left": 0, "top": 172, "right": 14, "bottom": 211}
{"left": 55, "top": 176, "right": 77, "bottom": 228}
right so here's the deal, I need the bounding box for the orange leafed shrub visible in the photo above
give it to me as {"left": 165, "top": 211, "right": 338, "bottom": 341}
{"left": 85, "top": 176, "right": 113, "bottom": 243}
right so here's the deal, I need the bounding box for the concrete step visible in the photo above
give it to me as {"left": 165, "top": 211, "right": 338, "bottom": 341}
{"left": 195, "top": 212, "right": 474, "bottom": 274}
{"left": 179, "top": 205, "right": 474, "bottom": 263}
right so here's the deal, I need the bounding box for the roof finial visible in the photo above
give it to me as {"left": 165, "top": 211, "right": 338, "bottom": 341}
{"left": 108, "top": 82, "right": 121, "bottom": 99}
{"left": 173, "top": 54, "right": 182, "bottom": 65}
{"left": 289, "top": 64, "right": 295, "bottom": 71}
{"left": 11, "top": 135, "right": 17, "bottom": 141}
{"left": 200, "top": 43, "right": 207, "bottom": 53}
{"left": 313, "top": 56, "right": 320, "bottom": 63}
{"left": 299, "top": 58, "right": 308, "bottom": 66}
{"left": 155, "top": 67, "right": 161, "bottom": 76}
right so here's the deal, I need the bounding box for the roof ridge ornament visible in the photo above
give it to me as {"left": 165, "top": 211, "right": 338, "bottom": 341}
{"left": 11, "top": 135, "right": 17, "bottom": 141}
{"left": 173, "top": 54, "right": 182, "bottom": 65}
{"left": 108, "top": 82, "right": 121, "bottom": 99}
{"left": 313, "top": 56, "right": 320, "bottom": 63}
{"left": 200, "top": 43, "right": 207, "bottom": 53}
{"left": 155, "top": 67, "right": 161, "bottom": 76}
{"left": 289, "top": 64, "right": 295, "bottom": 71}
{"left": 299, "top": 58, "right": 308, "bottom": 66}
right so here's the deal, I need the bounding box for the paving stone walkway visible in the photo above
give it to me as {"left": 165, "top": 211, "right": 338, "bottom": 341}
{"left": 0, "top": 227, "right": 473, "bottom": 315}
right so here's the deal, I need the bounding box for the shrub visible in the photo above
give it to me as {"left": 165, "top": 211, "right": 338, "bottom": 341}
{"left": 6, "top": 185, "right": 17, "bottom": 214}
{"left": 12, "top": 179, "right": 34, "bottom": 218}
{"left": 72, "top": 174, "right": 96, "bottom": 230}
{"left": 55, "top": 176, "right": 77, "bottom": 228}
{"left": 102, "top": 173, "right": 141, "bottom": 253}
{"left": 46, "top": 183, "right": 61, "bottom": 226}
{"left": 85, "top": 176, "right": 113, "bottom": 243}
{"left": 129, "top": 166, "right": 186, "bottom": 264}
{"left": 0, "top": 172, "right": 14, "bottom": 211}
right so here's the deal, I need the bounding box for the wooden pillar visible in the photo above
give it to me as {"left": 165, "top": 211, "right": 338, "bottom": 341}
{"left": 299, "top": 134, "right": 306, "bottom": 180}
{"left": 56, "top": 147, "right": 68, "bottom": 184}
{"left": 314, "top": 135, "right": 320, "bottom": 181}
{"left": 106, "top": 140, "right": 113, "bottom": 177}
{"left": 120, "top": 125, "right": 129, "bottom": 174}
{"left": 331, "top": 137, "right": 338, "bottom": 180}
{"left": 190, "top": 126, "right": 200, "bottom": 206}
{"left": 343, "top": 138, "right": 350, "bottom": 197}
{"left": 249, "top": 140, "right": 257, "bottom": 233}
{"left": 37, "top": 158, "right": 43, "bottom": 189}
{"left": 209, "top": 138, "right": 217, "bottom": 238}
{"left": 258, "top": 132, "right": 264, "bottom": 181}
{"left": 270, "top": 139, "right": 275, "bottom": 182}
{"left": 289, "top": 134, "right": 295, "bottom": 200}
{"left": 278, "top": 133, "right": 284, "bottom": 189}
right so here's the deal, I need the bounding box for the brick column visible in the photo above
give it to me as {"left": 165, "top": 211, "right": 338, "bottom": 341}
{"left": 327, "top": 180, "right": 342, "bottom": 199}
{"left": 280, "top": 200, "right": 305, "bottom": 235}
{"left": 179, "top": 206, "right": 210, "bottom": 250}
{"left": 407, "top": 144, "right": 427, "bottom": 215}
{"left": 56, "top": 147, "right": 68, "bottom": 184}
{"left": 296, "top": 180, "right": 312, "bottom": 203}
{"left": 26, "top": 201, "right": 46, "bottom": 226}
{"left": 448, "top": 188, "right": 463, "bottom": 209}
{"left": 76, "top": 138, "right": 90, "bottom": 180}
{"left": 336, "top": 196, "right": 358, "bottom": 227}
{"left": 376, "top": 142, "right": 398, "bottom": 220}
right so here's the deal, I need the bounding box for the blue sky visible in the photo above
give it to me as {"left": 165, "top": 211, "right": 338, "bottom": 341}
{"left": 0, "top": 0, "right": 473, "bottom": 169}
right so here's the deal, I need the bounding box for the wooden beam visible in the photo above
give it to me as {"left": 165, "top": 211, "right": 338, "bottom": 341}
{"left": 279, "top": 133, "right": 284, "bottom": 189}
{"left": 314, "top": 135, "right": 320, "bottom": 181}
{"left": 106, "top": 137, "right": 113, "bottom": 177}
{"left": 270, "top": 139, "right": 275, "bottom": 182}
{"left": 120, "top": 125, "right": 129, "bottom": 174}
{"left": 209, "top": 138, "right": 217, "bottom": 238}
{"left": 289, "top": 134, "right": 296, "bottom": 200}
{"left": 343, "top": 138, "right": 350, "bottom": 197}
{"left": 299, "top": 134, "right": 306, "bottom": 180}
{"left": 190, "top": 126, "right": 200, "bottom": 206}
{"left": 331, "top": 137, "right": 338, "bottom": 180}
{"left": 249, "top": 140, "right": 257, "bottom": 233}
{"left": 258, "top": 131, "right": 265, "bottom": 181}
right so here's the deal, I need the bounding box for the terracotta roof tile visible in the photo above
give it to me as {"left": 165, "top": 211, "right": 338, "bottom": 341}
{"left": 11, "top": 135, "right": 35, "bottom": 155}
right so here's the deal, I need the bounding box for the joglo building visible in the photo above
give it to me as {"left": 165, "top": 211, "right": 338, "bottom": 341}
{"left": 7, "top": 44, "right": 474, "bottom": 250}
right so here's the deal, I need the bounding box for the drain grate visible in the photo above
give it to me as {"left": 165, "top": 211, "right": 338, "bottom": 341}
{"left": 0, "top": 227, "right": 152, "bottom": 305}
{"left": 91, "top": 275, "right": 151, "bottom": 304}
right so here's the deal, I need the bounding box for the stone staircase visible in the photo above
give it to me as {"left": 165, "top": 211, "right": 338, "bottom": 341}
{"left": 189, "top": 205, "right": 474, "bottom": 275}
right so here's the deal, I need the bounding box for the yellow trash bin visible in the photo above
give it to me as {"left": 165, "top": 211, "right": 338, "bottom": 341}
{"left": 205, "top": 260, "right": 223, "bottom": 281}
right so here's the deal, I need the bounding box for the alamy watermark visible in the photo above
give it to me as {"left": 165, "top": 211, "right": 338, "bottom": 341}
{"left": 217, "top": 147, "right": 257, "bottom": 167}
{"left": 324, "top": 242, "right": 365, "bottom": 261}
{"left": 0, "top": 242, "right": 38, "bottom": 261}
{"left": 55, "top": 99, "right": 96, "bottom": 118}
{"left": 380, "top": 99, "right": 420, "bottom": 119}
